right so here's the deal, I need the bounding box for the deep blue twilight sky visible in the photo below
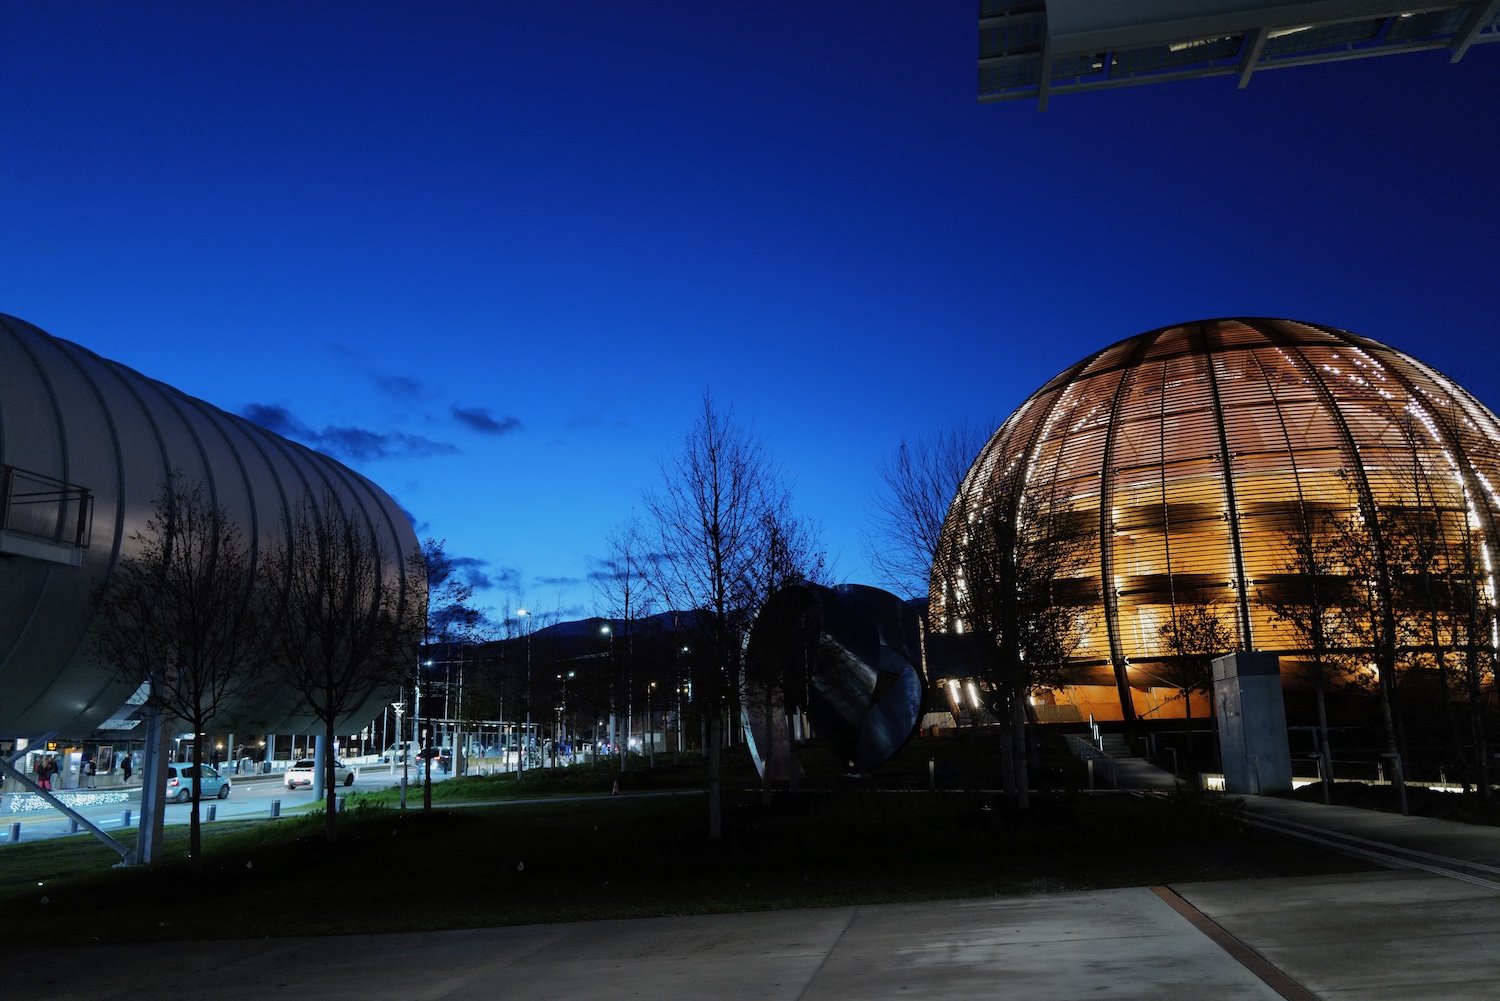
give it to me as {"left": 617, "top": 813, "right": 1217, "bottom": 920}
{"left": 4, "top": 4, "right": 1498, "bottom": 623}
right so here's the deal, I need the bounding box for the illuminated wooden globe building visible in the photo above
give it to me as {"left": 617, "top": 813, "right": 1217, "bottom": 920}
{"left": 931, "top": 318, "right": 1500, "bottom": 724}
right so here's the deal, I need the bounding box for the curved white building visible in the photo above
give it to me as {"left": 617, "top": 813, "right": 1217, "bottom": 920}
{"left": 0, "top": 313, "right": 421, "bottom": 736}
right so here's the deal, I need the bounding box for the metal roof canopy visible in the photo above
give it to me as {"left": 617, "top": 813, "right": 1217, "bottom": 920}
{"left": 980, "top": 0, "right": 1500, "bottom": 109}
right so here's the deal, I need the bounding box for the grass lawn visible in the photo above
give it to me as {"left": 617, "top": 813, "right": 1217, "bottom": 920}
{"left": 0, "top": 736, "right": 1374, "bottom": 943}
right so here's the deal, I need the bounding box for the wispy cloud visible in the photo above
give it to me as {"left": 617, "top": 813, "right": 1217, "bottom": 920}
{"left": 242, "top": 403, "right": 312, "bottom": 438}
{"left": 452, "top": 406, "right": 523, "bottom": 436}
{"left": 535, "top": 575, "right": 584, "bottom": 588}
{"left": 450, "top": 555, "right": 510, "bottom": 590}
{"left": 241, "top": 403, "right": 459, "bottom": 462}
{"left": 376, "top": 374, "right": 432, "bottom": 399}
{"left": 401, "top": 507, "right": 427, "bottom": 534}
{"left": 587, "top": 551, "right": 668, "bottom": 584}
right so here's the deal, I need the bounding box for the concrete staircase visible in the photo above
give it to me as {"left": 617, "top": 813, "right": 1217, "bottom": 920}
{"left": 1098, "top": 732, "right": 1135, "bottom": 758}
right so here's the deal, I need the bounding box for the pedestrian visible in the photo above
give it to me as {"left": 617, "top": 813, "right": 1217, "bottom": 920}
{"left": 84, "top": 754, "right": 97, "bottom": 789}
{"left": 35, "top": 755, "right": 53, "bottom": 792}
{"left": 121, "top": 752, "right": 134, "bottom": 784}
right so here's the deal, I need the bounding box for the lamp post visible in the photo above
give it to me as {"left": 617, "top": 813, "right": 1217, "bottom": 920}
{"left": 647, "top": 681, "right": 658, "bottom": 768}
{"left": 419, "top": 660, "right": 431, "bottom": 742}
{"left": 555, "top": 670, "right": 575, "bottom": 764}
{"left": 600, "top": 622, "right": 617, "bottom": 760}
{"left": 518, "top": 608, "right": 533, "bottom": 776}
{"left": 677, "top": 645, "right": 689, "bottom": 756}
{"left": 392, "top": 700, "right": 407, "bottom": 810}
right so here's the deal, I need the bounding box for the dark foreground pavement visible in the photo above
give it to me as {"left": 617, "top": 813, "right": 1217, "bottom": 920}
{"left": 15, "top": 787, "right": 1500, "bottom": 1000}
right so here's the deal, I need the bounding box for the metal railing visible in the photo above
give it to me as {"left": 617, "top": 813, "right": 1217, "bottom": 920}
{"left": 0, "top": 465, "right": 92, "bottom": 549}
{"left": 1066, "top": 733, "right": 1118, "bottom": 789}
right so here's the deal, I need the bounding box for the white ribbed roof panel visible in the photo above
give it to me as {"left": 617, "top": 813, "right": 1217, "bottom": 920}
{"left": 0, "top": 313, "right": 423, "bottom": 736}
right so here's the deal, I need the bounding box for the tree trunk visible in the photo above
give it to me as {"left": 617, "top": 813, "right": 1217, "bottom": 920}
{"left": 1183, "top": 692, "right": 1195, "bottom": 760}
{"left": 188, "top": 721, "right": 204, "bottom": 867}
{"left": 323, "top": 720, "right": 339, "bottom": 843}
{"left": 707, "top": 714, "right": 722, "bottom": 839}
{"left": 1010, "top": 694, "right": 1028, "bottom": 812}
{"left": 1313, "top": 671, "right": 1332, "bottom": 804}
{"left": 1376, "top": 656, "right": 1409, "bottom": 815}
{"left": 1436, "top": 662, "right": 1470, "bottom": 790}
{"left": 1467, "top": 646, "right": 1491, "bottom": 799}
{"left": 761, "top": 683, "right": 774, "bottom": 805}
{"left": 997, "top": 697, "right": 1016, "bottom": 802}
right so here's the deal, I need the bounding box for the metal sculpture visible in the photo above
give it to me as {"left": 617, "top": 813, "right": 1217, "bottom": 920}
{"left": 744, "top": 582, "right": 924, "bottom": 773}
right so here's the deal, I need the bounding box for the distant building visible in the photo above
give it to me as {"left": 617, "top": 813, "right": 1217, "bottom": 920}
{"left": 981, "top": 1, "right": 1500, "bottom": 109}
{"left": 930, "top": 318, "right": 1500, "bottom": 722}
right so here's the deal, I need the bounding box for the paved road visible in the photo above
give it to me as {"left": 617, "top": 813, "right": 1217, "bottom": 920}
{"left": 1, "top": 766, "right": 456, "bottom": 845}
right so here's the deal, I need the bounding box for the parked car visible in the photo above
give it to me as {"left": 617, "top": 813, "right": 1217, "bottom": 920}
{"left": 414, "top": 747, "right": 452, "bottom": 773}
{"left": 284, "top": 758, "right": 357, "bottom": 790}
{"left": 164, "top": 763, "right": 231, "bottom": 803}
{"left": 382, "top": 741, "right": 417, "bottom": 763}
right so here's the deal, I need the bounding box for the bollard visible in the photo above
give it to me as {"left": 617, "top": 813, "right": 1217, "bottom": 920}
{"left": 9, "top": 822, "right": 19, "bottom": 843}
{"left": 270, "top": 799, "right": 281, "bottom": 819}
{"left": 207, "top": 804, "right": 217, "bottom": 822}
{"left": 1087, "top": 757, "right": 1095, "bottom": 790}
{"left": 70, "top": 818, "right": 80, "bottom": 834}
{"left": 122, "top": 809, "right": 133, "bottom": 828}
{"left": 928, "top": 757, "right": 936, "bottom": 792}
{"left": 337, "top": 794, "right": 346, "bottom": 813}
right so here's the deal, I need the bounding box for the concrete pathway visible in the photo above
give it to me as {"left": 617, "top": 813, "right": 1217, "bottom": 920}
{"left": 13, "top": 888, "right": 1293, "bottom": 1001}
{"left": 15, "top": 782, "right": 1500, "bottom": 1000}
{"left": 15, "top": 863, "right": 1500, "bottom": 1000}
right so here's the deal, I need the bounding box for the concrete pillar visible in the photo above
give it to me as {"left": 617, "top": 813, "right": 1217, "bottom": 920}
{"left": 312, "top": 733, "right": 326, "bottom": 800}
{"left": 1212, "top": 652, "right": 1292, "bottom": 794}
{"left": 135, "top": 707, "right": 174, "bottom": 865}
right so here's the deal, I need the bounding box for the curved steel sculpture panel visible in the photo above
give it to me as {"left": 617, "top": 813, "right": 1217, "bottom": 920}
{"left": 745, "top": 582, "right": 923, "bottom": 773}
{"left": 0, "top": 313, "right": 421, "bottom": 735}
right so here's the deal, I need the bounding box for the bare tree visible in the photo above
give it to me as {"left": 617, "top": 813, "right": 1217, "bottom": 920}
{"left": 1266, "top": 502, "right": 1353, "bottom": 802}
{"left": 1322, "top": 478, "right": 1410, "bottom": 815}
{"left": 744, "top": 496, "right": 828, "bottom": 800}
{"left": 866, "top": 420, "right": 992, "bottom": 599}
{"left": 1440, "top": 509, "right": 1498, "bottom": 798}
{"left": 935, "top": 460, "right": 1093, "bottom": 809}
{"left": 416, "top": 538, "right": 482, "bottom": 807}
{"left": 423, "top": 538, "right": 481, "bottom": 650}
{"left": 1425, "top": 410, "right": 1499, "bottom": 798}
{"left": 92, "top": 476, "right": 269, "bottom": 863}
{"left": 594, "top": 517, "right": 656, "bottom": 770}
{"left": 264, "top": 493, "right": 423, "bottom": 841}
{"left": 645, "top": 393, "right": 773, "bottom": 838}
{"left": 1156, "top": 599, "right": 1235, "bottom": 760}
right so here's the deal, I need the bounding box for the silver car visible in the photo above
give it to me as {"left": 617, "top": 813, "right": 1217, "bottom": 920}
{"left": 285, "top": 758, "right": 356, "bottom": 790}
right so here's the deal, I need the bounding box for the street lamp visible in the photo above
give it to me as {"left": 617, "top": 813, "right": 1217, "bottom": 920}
{"left": 518, "top": 608, "right": 534, "bottom": 775}
{"left": 600, "top": 623, "right": 617, "bottom": 760}
{"left": 647, "top": 681, "right": 658, "bottom": 768}
{"left": 676, "top": 645, "right": 690, "bottom": 755}
{"left": 555, "top": 670, "right": 576, "bottom": 762}
{"left": 392, "top": 700, "right": 407, "bottom": 810}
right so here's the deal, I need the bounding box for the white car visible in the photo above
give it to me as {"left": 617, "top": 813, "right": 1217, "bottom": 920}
{"left": 284, "top": 758, "right": 356, "bottom": 790}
